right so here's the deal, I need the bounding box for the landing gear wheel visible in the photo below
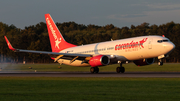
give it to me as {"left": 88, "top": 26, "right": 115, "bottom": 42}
{"left": 94, "top": 67, "right": 99, "bottom": 73}
{"left": 90, "top": 67, "right": 99, "bottom": 73}
{"left": 90, "top": 67, "right": 95, "bottom": 73}
{"left": 116, "top": 67, "right": 125, "bottom": 73}
{"left": 158, "top": 59, "right": 163, "bottom": 66}
{"left": 120, "top": 67, "right": 125, "bottom": 73}
{"left": 158, "top": 61, "right": 163, "bottom": 66}
{"left": 116, "top": 67, "right": 120, "bottom": 73}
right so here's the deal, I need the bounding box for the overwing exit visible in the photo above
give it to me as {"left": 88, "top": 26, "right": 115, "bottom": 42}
{"left": 4, "top": 14, "right": 175, "bottom": 73}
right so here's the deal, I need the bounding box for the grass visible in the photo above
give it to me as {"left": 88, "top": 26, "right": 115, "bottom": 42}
{"left": 1, "top": 63, "right": 180, "bottom": 72}
{"left": 0, "top": 77, "right": 180, "bottom": 101}
{"left": 0, "top": 63, "right": 180, "bottom": 100}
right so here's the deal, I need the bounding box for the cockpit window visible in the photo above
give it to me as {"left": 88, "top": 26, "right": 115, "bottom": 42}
{"left": 157, "top": 39, "right": 169, "bottom": 43}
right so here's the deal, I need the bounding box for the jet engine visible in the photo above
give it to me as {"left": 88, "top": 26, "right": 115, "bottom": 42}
{"left": 89, "top": 55, "right": 110, "bottom": 67}
{"left": 133, "top": 58, "right": 155, "bottom": 66}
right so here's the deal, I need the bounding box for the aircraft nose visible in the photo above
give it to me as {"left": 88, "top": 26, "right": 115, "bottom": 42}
{"left": 170, "top": 42, "right": 175, "bottom": 50}
{"left": 164, "top": 42, "right": 175, "bottom": 51}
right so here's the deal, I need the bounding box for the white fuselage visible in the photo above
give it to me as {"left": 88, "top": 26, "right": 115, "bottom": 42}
{"left": 58, "top": 35, "right": 175, "bottom": 66}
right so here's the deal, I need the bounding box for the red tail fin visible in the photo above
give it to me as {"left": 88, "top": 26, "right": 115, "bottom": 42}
{"left": 45, "top": 14, "right": 76, "bottom": 52}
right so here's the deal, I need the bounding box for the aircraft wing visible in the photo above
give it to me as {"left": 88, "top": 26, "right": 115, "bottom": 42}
{"left": 4, "top": 36, "right": 92, "bottom": 58}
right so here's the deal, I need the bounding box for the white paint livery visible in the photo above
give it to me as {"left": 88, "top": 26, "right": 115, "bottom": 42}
{"left": 58, "top": 35, "right": 175, "bottom": 67}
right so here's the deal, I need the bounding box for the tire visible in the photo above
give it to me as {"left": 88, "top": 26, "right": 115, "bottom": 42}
{"left": 90, "top": 67, "right": 95, "bottom": 73}
{"left": 116, "top": 67, "right": 120, "bottom": 73}
{"left": 158, "top": 61, "right": 163, "bottom": 66}
{"left": 120, "top": 67, "right": 125, "bottom": 73}
{"left": 94, "top": 67, "right": 99, "bottom": 73}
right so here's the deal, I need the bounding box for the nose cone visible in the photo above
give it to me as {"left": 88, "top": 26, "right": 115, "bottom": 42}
{"left": 169, "top": 42, "right": 175, "bottom": 51}
{"left": 164, "top": 42, "right": 175, "bottom": 53}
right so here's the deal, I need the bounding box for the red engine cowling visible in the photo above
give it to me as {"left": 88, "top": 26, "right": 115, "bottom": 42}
{"left": 89, "top": 55, "right": 110, "bottom": 67}
{"left": 133, "top": 58, "right": 155, "bottom": 66}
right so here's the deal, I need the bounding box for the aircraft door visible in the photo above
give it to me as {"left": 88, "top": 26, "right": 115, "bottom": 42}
{"left": 148, "top": 38, "right": 153, "bottom": 49}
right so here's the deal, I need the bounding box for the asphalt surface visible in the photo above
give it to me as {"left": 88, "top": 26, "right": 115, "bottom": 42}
{"left": 0, "top": 72, "right": 180, "bottom": 77}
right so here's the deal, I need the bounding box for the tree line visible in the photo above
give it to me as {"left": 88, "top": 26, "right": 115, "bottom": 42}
{"left": 0, "top": 21, "right": 179, "bottom": 63}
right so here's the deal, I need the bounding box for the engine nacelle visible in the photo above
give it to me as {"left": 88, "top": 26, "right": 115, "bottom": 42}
{"left": 89, "top": 55, "right": 110, "bottom": 67}
{"left": 133, "top": 58, "right": 155, "bottom": 66}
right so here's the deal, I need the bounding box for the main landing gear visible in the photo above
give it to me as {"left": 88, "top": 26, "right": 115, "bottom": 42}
{"left": 116, "top": 63, "right": 125, "bottom": 73}
{"left": 90, "top": 63, "right": 125, "bottom": 74}
{"left": 90, "top": 67, "right": 99, "bottom": 73}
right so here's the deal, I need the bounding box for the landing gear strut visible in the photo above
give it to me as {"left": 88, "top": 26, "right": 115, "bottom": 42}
{"left": 90, "top": 67, "right": 99, "bottom": 73}
{"left": 116, "top": 63, "right": 125, "bottom": 73}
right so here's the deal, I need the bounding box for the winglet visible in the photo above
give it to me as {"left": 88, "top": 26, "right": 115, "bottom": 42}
{"left": 4, "top": 36, "right": 16, "bottom": 51}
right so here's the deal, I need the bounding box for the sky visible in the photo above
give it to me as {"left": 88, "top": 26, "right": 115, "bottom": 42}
{"left": 1, "top": 0, "right": 180, "bottom": 29}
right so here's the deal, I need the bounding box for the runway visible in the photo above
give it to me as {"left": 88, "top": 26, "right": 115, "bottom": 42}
{"left": 0, "top": 72, "right": 180, "bottom": 77}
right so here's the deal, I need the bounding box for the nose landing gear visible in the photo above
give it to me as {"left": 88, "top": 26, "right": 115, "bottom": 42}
{"left": 158, "top": 55, "right": 165, "bottom": 66}
{"left": 158, "top": 59, "right": 163, "bottom": 66}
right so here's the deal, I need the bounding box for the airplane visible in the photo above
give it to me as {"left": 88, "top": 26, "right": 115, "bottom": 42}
{"left": 4, "top": 13, "right": 175, "bottom": 73}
